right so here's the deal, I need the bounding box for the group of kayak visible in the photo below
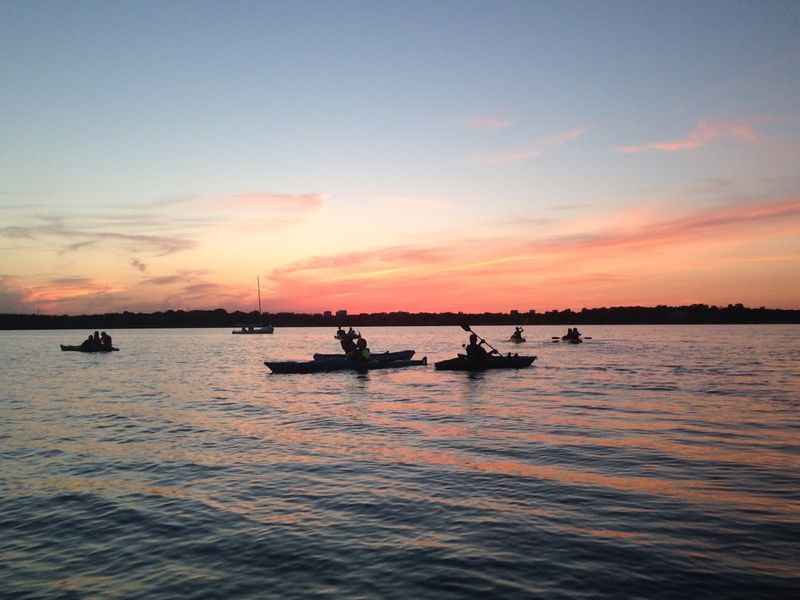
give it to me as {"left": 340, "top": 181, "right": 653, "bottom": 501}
{"left": 60, "top": 324, "right": 587, "bottom": 374}
{"left": 60, "top": 331, "right": 118, "bottom": 352}
{"left": 553, "top": 327, "right": 588, "bottom": 344}
{"left": 265, "top": 325, "right": 538, "bottom": 374}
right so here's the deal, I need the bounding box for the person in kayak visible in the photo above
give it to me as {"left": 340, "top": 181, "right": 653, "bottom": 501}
{"left": 100, "top": 331, "right": 112, "bottom": 351}
{"left": 511, "top": 326, "right": 524, "bottom": 340}
{"left": 350, "top": 337, "right": 370, "bottom": 363}
{"left": 79, "top": 334, "right": 96, "bottom": 351}
{"left": 465, "top": 333, "right": 495, "bottom": 360}
{"left": 564, "top": 327, "right": 582, "bottom": 341}
{"left": 340, "top": 328, "right": 360, "bottom": 354}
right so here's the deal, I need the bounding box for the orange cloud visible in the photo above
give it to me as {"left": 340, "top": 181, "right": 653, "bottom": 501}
{"left": 619, "top": 119, "right": 761, "bottom": 153}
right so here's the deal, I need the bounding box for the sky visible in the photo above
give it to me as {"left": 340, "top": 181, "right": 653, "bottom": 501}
{"left": 1, "top": 0, "right": 800, "bottom": 314}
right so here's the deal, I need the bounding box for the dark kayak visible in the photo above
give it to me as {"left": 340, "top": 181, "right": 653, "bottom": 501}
{"left": 561, "top": 336, "right": 583, "bottom": 344}
{"left": 509, "top": 336, "right": 526, "bottom": 343}
{"left": 434, "top": 354, "right": 536, "bottom": 371}
{"left": 312, "top": 349, "right": 414, "bottom": 361}
{"left": 60, "top": 345, "right": 119, "bottom": 352}
{"left": 266, "top": 357, "right": 427, "bottom": 374}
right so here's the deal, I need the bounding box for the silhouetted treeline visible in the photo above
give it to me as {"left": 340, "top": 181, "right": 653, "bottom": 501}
{"left": 1, "top": 304, "right": 798, "bottom": 330}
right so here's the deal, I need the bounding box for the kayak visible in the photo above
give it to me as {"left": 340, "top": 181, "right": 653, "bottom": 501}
{"left": 434, "top": 354, "right": 536, "bottom": 371}
{"left": 60, "top": 345, "right": 119, "bottom": 352}
{"left": 266, "top": 357, "right": 427, "bottom": 374}
{"left": 509, "top": 337, "right": 526, "bottom": 343}
{"left": 561, "top": 337, "right": 583, "bottom": 344}
{"left": 312, "top": 349, "right": 415, "bottom": 361}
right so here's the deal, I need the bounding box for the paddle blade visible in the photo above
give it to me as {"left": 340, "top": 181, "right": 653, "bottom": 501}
{"left": 460, "top": 324, "right": 472, "bottom": 332}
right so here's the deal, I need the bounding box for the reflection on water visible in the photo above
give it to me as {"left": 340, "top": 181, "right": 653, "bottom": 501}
{"left": 2, "top": 325, "right": 800, "bottom": 598}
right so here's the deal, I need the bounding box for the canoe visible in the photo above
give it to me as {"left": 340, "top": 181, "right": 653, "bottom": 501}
{"left": 60, "top": 345, "right": 119, "bottom": 352}
{"left": 266, "top": 357, "right": 427, "bottom": 374}
{"left": 312, "top": 349, "right": 415, "bottom": 361}
{"left": 434, "top": 354, "right": 536, "bottom": 371}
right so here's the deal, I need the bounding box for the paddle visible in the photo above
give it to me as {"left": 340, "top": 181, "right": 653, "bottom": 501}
{"left": 460, "top": 324, "right": 501, "bottom": 355}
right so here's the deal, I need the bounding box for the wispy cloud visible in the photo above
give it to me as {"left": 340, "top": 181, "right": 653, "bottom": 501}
{"left": 142, "top": 269, "right": 208, "bottom": 286}
{"left": 476, "top": 127, "right": 587, "bottom": 166}
{"left": 619, "top": 119, "right": 761, "bottom": 153}
{"left": 524, "top": 198, "right": 800, "bottom": 254}
{"left": 0, "top": 221, "right": 197, "bottom": 256}
{"left": 143, "top": 275, "right": 183, "bottom": 286}
{"left": 467, "top": 116, "right": 512, "bottom": 130}
{"left": 221, "top": 193, "right": 324, "bottom": 211}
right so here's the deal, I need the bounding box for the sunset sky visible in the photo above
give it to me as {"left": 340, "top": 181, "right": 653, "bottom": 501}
{"left": 2, "top": 1, "right": 800, "bottom": 314}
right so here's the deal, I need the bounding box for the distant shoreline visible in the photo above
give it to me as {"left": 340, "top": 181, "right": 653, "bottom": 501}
{"left": 2, "top": 304, "right": 798, "bottom": 330}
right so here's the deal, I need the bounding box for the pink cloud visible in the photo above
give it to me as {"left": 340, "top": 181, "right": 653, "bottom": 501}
{"left": 619, "top": 119, "right": 762, "bottom": 153}
{"left": 525, "top": 198, "right": 800, "bottom": 254}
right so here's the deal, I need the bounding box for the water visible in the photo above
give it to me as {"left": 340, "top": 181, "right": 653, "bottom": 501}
{"left": 1, "top": 325, "right": 799, "bottom": 599}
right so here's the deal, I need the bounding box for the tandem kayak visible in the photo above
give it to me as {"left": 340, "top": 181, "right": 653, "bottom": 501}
{"left": 312, "top": 349, "right": 415, "bottom": 361}
{"left": 266, "top": 357, "right": 427, "bottom": 374}
{"left": 60, "top": 345, "right": 119, "bottom": 352}
{"left": 434, "top": 354, "right": 536, "bottom": 371}
{"left": 561, "top": 337, "right": 583, "bottom": 344}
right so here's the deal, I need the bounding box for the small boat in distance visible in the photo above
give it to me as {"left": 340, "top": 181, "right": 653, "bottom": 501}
{"left": 60, "top": 344, "right": 119, "bottom": 353}
{"left": 232, "top": 277, "right": 274, "bottom": 334}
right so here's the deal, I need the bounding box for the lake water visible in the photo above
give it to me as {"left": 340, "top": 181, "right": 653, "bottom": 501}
{"left": 1, "top": 325, "right": 799, "bottom": 599}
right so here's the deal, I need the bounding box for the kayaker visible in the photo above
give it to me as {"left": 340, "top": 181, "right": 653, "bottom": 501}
{"left": 79, "top": 334, "right": 95, "bottom": 352}
{"left": 349, "top": 337, "right": 370, "bottom": 363}
{"left": 100, "top": 331, "right": 112, "bottom": 351}
{"left": 340, "top": 329, "right": 358, "bottom": 354}
{"left": 511, "top": 326, "right": 524, "bottom": 340}
{"left": 465, "top": 333, "right": 489, "bottom": 360}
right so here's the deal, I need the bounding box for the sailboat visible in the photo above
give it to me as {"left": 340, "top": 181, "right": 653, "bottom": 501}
{"left": 232, "top": 277, "right": 274, "bottom": 334}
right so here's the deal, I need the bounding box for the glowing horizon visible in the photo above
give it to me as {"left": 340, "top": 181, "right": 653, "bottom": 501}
{"left": 2, "top": 3, "right": 800, "bottom": 314}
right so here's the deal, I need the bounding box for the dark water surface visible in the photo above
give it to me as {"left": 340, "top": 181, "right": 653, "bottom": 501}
{"left": 2, "top": 325, "right": 799, "bottom": 599}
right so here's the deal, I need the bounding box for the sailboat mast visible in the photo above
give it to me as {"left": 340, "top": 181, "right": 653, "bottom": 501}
{"left": 257, "top": 276, "right": 262, "bottom": 315}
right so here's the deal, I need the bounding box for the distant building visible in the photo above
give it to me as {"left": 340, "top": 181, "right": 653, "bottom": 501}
{"left": 336, "top": 309, "right": 347, "bottom": 319}
{"left": 323, "top": 311, "right": 332, "bottom": 319}
{"left": 510, "top": 309, "right": 519, "bottom": 316}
